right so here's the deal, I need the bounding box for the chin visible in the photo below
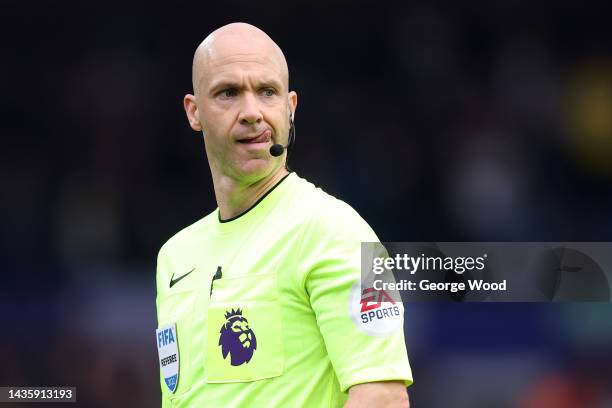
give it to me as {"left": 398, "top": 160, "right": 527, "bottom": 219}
{"left": 234, "top": 158, "right": 276, "bottom": 182}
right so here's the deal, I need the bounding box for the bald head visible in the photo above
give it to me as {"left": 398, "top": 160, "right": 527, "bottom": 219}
{"left": 182, "top": 22, "right": 298, "bottom": 187}
{"left": 192, "top": 23, "right": 289, "bottom": 95}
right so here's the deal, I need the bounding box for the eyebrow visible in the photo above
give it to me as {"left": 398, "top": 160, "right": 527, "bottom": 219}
{"left": 208, "top": 78, "right": 284, "bottom": 95}
{"left": 208, "top": 81, "right": 240, "bottom": 95}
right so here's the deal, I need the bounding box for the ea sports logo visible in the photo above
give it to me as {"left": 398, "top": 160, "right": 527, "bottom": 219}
{"left": 360, "top": 287, "right": 401, "bottom": 323}
{"left": 349, "top": 284, "right": 403, "bottom": 336}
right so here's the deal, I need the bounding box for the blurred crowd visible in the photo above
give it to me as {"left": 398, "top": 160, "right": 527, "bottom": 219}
{"left": 1, "top": 1, "right": 611, "bottom": 407}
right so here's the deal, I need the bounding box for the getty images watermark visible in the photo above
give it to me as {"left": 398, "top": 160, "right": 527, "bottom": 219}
{"left": 361, "top": 243, "right": 612, "bottom": 302}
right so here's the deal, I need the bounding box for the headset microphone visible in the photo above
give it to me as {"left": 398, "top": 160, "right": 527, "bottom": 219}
{"left": 269, "top": 143, "right": 287, "bottom": 157}
{"left": 269, "top": 115, "right": 296, "bottom": 158}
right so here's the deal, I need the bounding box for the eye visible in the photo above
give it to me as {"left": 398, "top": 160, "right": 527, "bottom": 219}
{"left": 220, "top": 88, "right": 238, "bottom": 98}
{"left": 262, "top": 88, "right": 276, "bottom": 97}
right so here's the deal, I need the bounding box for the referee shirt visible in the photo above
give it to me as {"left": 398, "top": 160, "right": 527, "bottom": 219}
{"left": 156, "top": 172, "right": 412, "bottom": 407}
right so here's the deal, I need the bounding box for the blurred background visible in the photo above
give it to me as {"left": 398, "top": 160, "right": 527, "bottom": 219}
{"left": 1, "top": 1, "right": 612, "bottom": 407}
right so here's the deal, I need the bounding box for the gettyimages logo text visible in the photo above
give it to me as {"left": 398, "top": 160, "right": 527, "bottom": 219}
{"left": 372, "top": 253, "right": 488, "bottom": 275}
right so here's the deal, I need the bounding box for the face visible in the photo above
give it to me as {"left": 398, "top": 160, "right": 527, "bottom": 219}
{"left": 185, "top": 36, "right": 297, "bottom": 183}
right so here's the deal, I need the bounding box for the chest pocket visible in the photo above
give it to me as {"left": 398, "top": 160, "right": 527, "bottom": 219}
{"left": 206, "top": 272, "right": 284, "bottom": 383}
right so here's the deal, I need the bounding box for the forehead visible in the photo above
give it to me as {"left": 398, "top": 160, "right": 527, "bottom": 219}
{"left": 209, "top": 53, "right": 283, "bottom": 79}
{"left": 198, "top": 35, "right": 287, "bottom": 88}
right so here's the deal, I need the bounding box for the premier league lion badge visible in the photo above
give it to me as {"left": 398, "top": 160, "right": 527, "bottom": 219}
{"left": 219, "top": 308, "right": 257, "bottom": 366}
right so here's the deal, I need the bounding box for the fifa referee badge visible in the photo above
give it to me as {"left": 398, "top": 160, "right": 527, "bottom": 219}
{"left": 156, "top": 323, "right": 180, "bottom": 393}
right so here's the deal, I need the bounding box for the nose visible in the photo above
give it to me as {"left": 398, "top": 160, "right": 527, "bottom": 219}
{"left": 238, "top": 92, "right": 263, "bottom": 125}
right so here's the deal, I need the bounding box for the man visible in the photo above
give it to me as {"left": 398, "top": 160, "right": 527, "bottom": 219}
{"left": 155, "top": 22, "right": 412, "bottom": 407}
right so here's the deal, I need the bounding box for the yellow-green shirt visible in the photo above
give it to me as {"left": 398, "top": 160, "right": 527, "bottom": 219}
{"left": 156, "top": 173, "right": 412, "bottom": 407}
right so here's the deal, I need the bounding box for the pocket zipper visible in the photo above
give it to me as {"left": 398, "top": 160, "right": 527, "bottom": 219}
{"left": 209, "top": 266, "right": 223, "bottom": 297}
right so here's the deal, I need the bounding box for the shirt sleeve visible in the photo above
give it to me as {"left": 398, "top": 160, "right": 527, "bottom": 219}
{"left": 301, "top": 200, "right": 413, "bottom": 393}
{"left": 156, "top": 246, "right": 175, "bottom": 407}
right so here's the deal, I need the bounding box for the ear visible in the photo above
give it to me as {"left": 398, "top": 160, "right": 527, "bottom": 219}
{"left": 183, "top": 94, "right": 202, "bottom": 131}
{"left": 288, "top": 91, "right": 298, "bottom": 120}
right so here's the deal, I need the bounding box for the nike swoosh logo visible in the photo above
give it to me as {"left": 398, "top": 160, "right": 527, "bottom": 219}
{"left": 170, "top": 268, "right": 195, "bottom": 288}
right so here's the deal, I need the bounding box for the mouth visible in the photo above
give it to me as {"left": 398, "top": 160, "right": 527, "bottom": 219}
{"left": 237, "top": 130, "right": 272, "bottom": 144}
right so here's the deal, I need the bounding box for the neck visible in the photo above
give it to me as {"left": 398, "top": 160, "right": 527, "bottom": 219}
{"left": 214, "top": 166, "right": 289, "bottom": 220}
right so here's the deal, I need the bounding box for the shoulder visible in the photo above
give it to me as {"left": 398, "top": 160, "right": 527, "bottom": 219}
{"left": 157, "top": 210, "right": 216, "bottom": 260}
{"left": 291, "top": 174, "right": 379, "bottom": 243}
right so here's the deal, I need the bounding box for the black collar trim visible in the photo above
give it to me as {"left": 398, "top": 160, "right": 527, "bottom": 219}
{"left": 218, "top": 172, "right": 292, "bottom": 223}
